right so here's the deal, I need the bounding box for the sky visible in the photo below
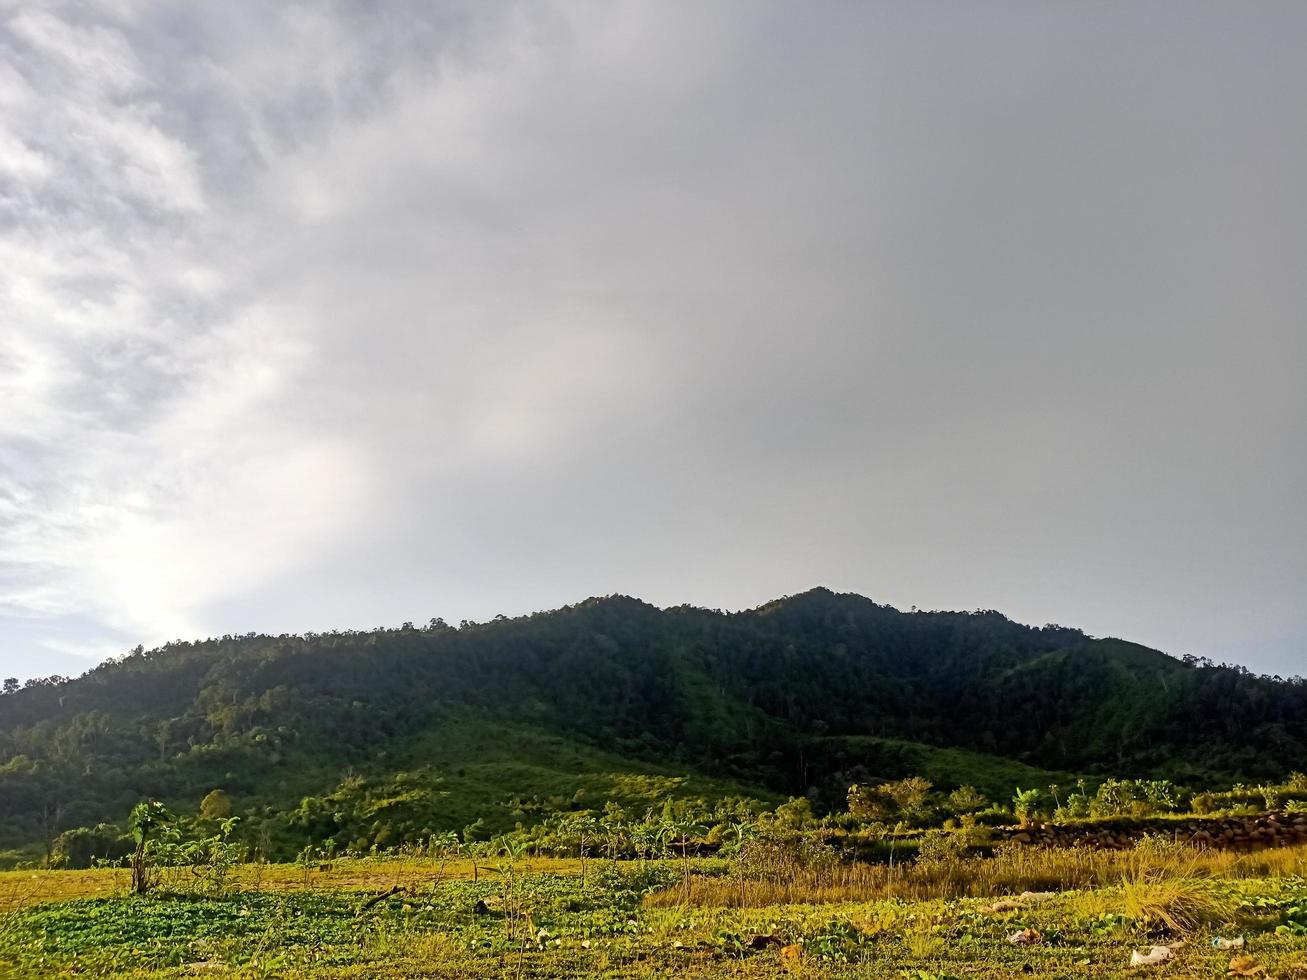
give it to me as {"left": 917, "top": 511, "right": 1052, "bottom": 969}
{"left": 1, "top": 1, "right": 1304, "bottom": 682}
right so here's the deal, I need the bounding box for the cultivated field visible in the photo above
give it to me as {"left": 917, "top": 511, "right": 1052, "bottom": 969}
{"left": 4, "top": 844, "right": 1307, "bottom": 979}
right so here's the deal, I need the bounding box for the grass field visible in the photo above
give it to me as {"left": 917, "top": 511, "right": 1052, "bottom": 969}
{"left": 801, "top": 735, "right": 1069, "bottom": 804}
{"left": 3, "top": 845, "right": 1307, "bottom": 979}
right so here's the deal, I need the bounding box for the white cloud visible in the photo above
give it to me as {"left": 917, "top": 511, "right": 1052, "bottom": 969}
{"left": 0, "top": 1, "right": 1304, "bottom": 681}
{"left": 0, "top": 4, "right": 393, "bottom": 651}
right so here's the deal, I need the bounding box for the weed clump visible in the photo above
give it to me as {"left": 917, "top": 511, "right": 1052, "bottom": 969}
{"left": 1117, "top": 834, "right": 1236, "bottom": 935}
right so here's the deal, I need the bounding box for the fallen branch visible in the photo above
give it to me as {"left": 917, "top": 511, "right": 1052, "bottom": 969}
{"left": 360, "top": 885, "right": 407, "bottom": 911}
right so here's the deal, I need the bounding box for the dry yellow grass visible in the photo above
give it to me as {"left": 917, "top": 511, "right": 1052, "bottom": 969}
{"left": 1119, "top": 871, "right": 1233, "bottom": 934}
{"left": 0, "top": 855, "right": 587, "bottom": 913}
{"left": 646, "top": 842, "right": 1307, "bottom": 908}
{"left": 7, "top": 842, "right": 1306, "bottom": 920}
{"left": 0, "top": 867, "right": 127, "bottom": 913}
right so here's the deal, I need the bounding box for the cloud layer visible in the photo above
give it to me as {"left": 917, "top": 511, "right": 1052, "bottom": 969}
{"left": 2, "top": 1, "right": 1304, "bottom": 679}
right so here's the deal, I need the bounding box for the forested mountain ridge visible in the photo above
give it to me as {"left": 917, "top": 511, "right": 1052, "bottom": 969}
{"left": 1, "top": 588, "right": 1303, "bottom": 860}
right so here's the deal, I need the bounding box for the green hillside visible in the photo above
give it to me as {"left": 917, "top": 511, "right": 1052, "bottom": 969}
{"left": 800, "top": 735, "right": 1068, "bottom": 803}
{"left": 1, "top": 588, "right": 1303, "bottom": 861}
{"left": 375, "top": 711, "right": 776, "bottom": 837}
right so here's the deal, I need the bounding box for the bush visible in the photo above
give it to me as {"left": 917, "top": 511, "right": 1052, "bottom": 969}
{"left": 198, "top": 789, "right": 232, "bottom": 822}
{"left": 733, "top": 828, "right": 837, "bottom": 884}
{"left": 915, "top": 829, "right": 970, "bottom": 867}
{"left": 144, "top": 814, "right": 246, "bottom": 895}
{"left": 973, "top": 805, "right": 1013, "bottom": 828}
{"left": 51, "top": 824, "right": 129, "bottom": 870}
{"left": 946, "top": 785, "right": 987, "bottom": 816}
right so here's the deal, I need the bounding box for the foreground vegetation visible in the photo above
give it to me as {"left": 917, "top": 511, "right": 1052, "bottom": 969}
{"left": 7, "top": 772, "right": 1307, "bottom": 978}
{"left": 4, "top": 838, "right": 1307, "bottom": 978}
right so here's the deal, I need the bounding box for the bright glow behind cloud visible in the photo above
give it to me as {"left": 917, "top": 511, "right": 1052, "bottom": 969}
{"left": 0, "top": 2, "right": 1304, "bottom": 679}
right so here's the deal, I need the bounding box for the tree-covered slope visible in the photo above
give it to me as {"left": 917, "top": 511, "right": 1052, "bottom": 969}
{"left": 1, "top": 588, "right": 1303, "bottom": 858}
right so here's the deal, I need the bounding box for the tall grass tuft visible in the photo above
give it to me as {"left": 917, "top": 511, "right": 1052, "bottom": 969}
{"left": 1119, "top": 871, "right": 1232, "bottom": 934}
{"left": 1117, "top": 834, "right": 1236, "bottom": 935}
{"left": 648, "top": 838, "right": 1307, "bottom": 909}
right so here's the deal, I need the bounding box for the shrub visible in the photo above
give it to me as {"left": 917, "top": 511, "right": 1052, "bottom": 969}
{"left": 129, "top": 801, "right": 174, "bottom": 895}
{"left": 848, "top": 778, "right": 933, "bottom": 824}
{"left": 973, "top": 805, "right": 1013, "bottom": 828}
{"left": 734, "top": 829, "right": 837, "bottom": 883}
{"left": 198, "top": 790, "right": 232, "bottom": 822}
{"left": 915, "top": 829, "right": 970, "bottom": 867}
{"left": 50, "top": 824, "right": 129, "bottom": 870}
{"left": 946, "top": 786, "right": 987, "bottom": 816}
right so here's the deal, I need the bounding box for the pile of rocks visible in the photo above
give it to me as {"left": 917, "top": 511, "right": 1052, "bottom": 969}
{"left": 994, "top": 812, "right": 1307, "bottom": 850}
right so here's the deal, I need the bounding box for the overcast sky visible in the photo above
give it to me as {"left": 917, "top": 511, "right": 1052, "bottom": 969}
{"left": 1, "top": 1, "right": 1304, "bottom": 682}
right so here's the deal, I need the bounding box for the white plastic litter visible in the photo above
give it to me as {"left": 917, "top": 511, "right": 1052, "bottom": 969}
{"left": 1018, "top": 891, "right": 1056, "bottom": 903}
{"left": 988, "top": 891, "right": 1058, "bottom": 913}
{"left": 1130, "top": 945, "right": 1174, "bottom": 966}
{"left": 1212, "top": 936, "right": 1246, "bottom": 949}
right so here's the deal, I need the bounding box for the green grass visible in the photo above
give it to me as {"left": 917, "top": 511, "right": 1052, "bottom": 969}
{"left": 395, "top": 712, "right": 776, "bottom": 835}
{"left": 153, "top": 712, "right": 776, "bottom": 852}
{"left": 805, "top": 734, "right": 1068, "bottom": 802}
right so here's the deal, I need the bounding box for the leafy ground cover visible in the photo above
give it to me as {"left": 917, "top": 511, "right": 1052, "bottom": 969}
{"left": 4, "top": 850, "right": 1307, "bottom": 979}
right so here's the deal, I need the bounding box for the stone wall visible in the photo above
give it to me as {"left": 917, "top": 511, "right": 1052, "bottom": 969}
{"left": 993, "top": 812, "right": 1307, "bottom": 850}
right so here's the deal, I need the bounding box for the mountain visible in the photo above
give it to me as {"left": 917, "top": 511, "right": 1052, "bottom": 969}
{"left": 1, "top": 588, "right": 1303, "bottom": 861}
